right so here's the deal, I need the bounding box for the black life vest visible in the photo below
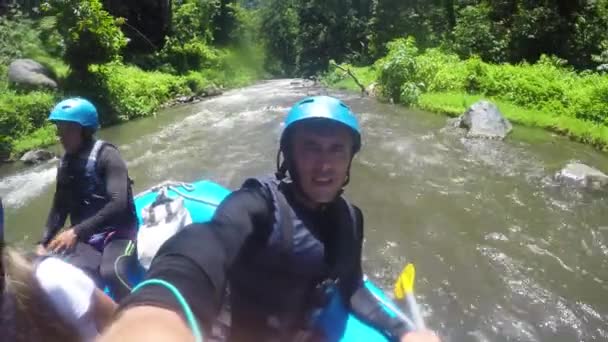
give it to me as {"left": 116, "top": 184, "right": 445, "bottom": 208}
{"left": 58, "top": 140, "right": 136, "bottom": 248}
{"left": 228, "top": 176, "right": 361, "bottom": 341}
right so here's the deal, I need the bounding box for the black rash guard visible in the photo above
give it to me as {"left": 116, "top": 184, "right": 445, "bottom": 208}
{"left": 119, "top": 182, "right": 409, "bottom": 340}
{"left": 40, "top": 140, "right": 133, "bottom": 246}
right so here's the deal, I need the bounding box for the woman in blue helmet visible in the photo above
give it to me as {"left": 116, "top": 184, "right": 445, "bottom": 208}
{"left": 36, "top": 98, "right": 138, "bottom": 301}
{"left": 100, "top": 96, "right": 440, "bottom": 342}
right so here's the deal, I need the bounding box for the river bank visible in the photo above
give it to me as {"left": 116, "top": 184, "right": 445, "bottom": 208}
{"left": 1, "top": 54, "right": 263, "bottom": 162}
{"left": 0, "top": 2, "right": 265, "bottom": 162}
{"left": 322, "top": 43, "right": 608, "bottom": 151}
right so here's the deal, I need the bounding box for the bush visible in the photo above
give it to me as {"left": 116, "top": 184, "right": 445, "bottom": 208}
{"left": 160, "top": 38, "right": 220, "bottom": 74}
{"left": 0, "top": 8, "right": 46, "bottom": 66}
{"left": 170, "top": 0, "right": 217, "bottom": 44}
{"left": 451, "top": 5, "right": 508, "bottom": 63}
{"left": 12, "top": 125, "right": 57, "bottom": 157}
{"left": 375, "top": 37, "right": 421, "bottom": 104}
{"left": 85, "top": 63, "right": 191, "bottom": 123}
{"left": 183, "top": 72, "right": 211, "bottom": 94}
{"left": 0, "top": 90, "right": 57, "bottom": 158}
{"left": 43, "top": 0, "right": 127, "bottom": 71}
{"left": 568, "top": 75, "right": 608, "bottom": 124}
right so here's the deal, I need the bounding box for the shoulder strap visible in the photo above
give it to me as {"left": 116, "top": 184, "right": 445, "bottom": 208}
{"left": 328, "top": 198, "right": 360, "bottom": 283}
{"left": 243, "top": 176, "right": 295, "bottom": 256}
{"left": 85, "top": 139, "right": 106, "bottom": 176}
{"left": 275, "top": 182, "right": 294, "bottom": 256}
{"left": 345, "top": 200, "right": 361, "bottom": 241}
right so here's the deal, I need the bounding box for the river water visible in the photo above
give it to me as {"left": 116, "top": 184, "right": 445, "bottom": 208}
{"left": 1, "top": 79, "right": 607, "bottom": 341}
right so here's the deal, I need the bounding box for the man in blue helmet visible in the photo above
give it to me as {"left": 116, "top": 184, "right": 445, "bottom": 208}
{"left": 100, "top": 96, "right": 440, "bottom": 341}
{"left": 36, "top": 97, "right": 138, "bottom": 301}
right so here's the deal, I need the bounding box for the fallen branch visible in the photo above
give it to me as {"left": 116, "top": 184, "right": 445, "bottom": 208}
{"left": 331, "top": 61, "right": 368, "bottom": 96}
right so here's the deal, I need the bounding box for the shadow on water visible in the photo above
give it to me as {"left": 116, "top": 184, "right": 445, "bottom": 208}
{"left": 1, "top": 79, "right": 607, "bottom": 341}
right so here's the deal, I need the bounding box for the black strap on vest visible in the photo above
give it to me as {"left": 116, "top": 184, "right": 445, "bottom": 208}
{"left": 275, "top": 182, "right": 294, "bottom": 257}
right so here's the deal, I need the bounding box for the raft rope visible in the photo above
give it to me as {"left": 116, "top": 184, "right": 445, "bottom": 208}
{"left": 114, "top": 240, "right": 136, "bottom": 291}
{"left": 131, "top": 278, "right": 203, "bottom": 342}
{"left": 136, "top": 181, "right": 222, "bottom": 207}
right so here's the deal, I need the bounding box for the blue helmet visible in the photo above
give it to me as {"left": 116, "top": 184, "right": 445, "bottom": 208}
{"left": 281, "top": 95, "right": 361, "bottom": 153}
{"left": 48, "top": 98, "right": 99, "bottom": 130}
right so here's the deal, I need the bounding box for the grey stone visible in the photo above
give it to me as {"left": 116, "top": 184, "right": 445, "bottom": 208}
{"left": 8, "top": 59, "right": 58, "bottom": 89}
{"left": 459, "top": 101, "right": 513, "bottom": 139}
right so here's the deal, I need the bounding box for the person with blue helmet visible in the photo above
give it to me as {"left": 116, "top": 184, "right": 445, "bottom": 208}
{"left": 36, "top": 97, "right": 139, "bottom": 301}
{"left": 100, "top": 96, "right": 440, "bottom": 342}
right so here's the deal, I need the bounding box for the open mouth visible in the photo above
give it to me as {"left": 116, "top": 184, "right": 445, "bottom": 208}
{"left": 312, "top": 177, "right": 333, "bottom": 186}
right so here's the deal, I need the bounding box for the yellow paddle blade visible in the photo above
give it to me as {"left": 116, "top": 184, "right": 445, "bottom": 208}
{"left": 394, "top": 263, "right": 416, "bottom": 300}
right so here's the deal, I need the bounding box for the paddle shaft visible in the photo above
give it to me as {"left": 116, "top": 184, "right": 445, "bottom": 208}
{"left": 366, "top": 286, "right": 417, "bottom": 331}
{"left": 406, "top": 293, "right": 426, "bottom": 330}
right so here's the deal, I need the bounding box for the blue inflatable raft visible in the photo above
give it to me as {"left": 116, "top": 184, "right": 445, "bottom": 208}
{"left": 131, "top": 179, "right": 401, "bottom": 341}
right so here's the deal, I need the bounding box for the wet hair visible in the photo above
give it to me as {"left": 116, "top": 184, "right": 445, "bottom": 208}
{"left": 1, "top": 247, "right": 80, "bottom": 342}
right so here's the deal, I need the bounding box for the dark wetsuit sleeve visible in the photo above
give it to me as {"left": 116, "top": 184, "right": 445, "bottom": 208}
{"left": 72, "top": 146, "right": 131, "bottom": 240}
{"left": 40, "top": 166, "right": 69, "bottom": 246}
{"left": 348, "top": 208, "right": 410, "bottom": 341}
{"left": 117, "top": 185, "right": 273, "bottom": 324}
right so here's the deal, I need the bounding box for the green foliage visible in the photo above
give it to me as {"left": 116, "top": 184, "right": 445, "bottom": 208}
{"left": 0, "top": 1, "right": 263, "bottom": 160}
{"left": 375, "top": 37, "right": 421, "bottom": 104}
{"left": 228, "top": 3, "right": 266, "bottom": 75}
{"left": 85, "top": 63, "right": 190, "bottom": 123}
{"left": 0, "top": 8, "right": 52, "bottom": 66}
{"left": 260, "top": 0, "right": 299, "bottom": 75}
{"left": 11, "top": 125, "right": 58, "bottom": 157}
{"left": 200, "top": 48, "right": 263, "bottom": 87}
{"left": 213, "top": 0, "right": 238, "bottom": 45}
{"left": 183, "top": 71, "right": 216, "bottom": 94}
{"left": 451, "top": 5, "right": 507, "bottom": 63}
{"left": 294, "top": 0, "right": 372, "bottom": 76}
{"left": 369, "top": 0, "right": 447, "bottom": 59}
{"left": 156, "top": 0, "right": 237, "bottom": 73}
{"left": 160, "top": 38, "right": 220, "bottom": 74}
{"left": 170, "top": 0, "right": 218, "bottom": 43}
{"left": 0, "top": 90, "right": 57, "bottom": 158}
{"left": 43, "top": 0, "right": 127, "bottom": 71}
{"left": 321, "top": 63, "right": 376, "bottom": 91}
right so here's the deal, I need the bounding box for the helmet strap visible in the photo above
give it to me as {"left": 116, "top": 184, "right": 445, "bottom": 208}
{"left": 275, "top": 149, "right": 288, "bottom": 180}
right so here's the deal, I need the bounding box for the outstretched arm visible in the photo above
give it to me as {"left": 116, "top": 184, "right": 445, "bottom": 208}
{"left": 99, "top": 185, "right": 273, "bottom": 341}
{"left": 97, "top": 306, "right": 194, "bottom": 342}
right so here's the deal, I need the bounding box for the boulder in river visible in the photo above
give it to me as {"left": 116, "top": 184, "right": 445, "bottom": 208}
{"left": 202, "top": 85, "right": 223, "bottom": 97}
{"left": 8, "top": 59, "right": 58, "bottom": 90}
{"left": 20, "top": 149, "right": 55, "bottom": 165}
{"left": 459, "top": 101, "right": 512, "bottom": 139}
{"left": 555, "top": 162, "right": 608, "bottom": 191}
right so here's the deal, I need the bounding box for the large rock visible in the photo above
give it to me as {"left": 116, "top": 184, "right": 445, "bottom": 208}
{"left": 555, "top": 163, "right": 608, "bottom": 191}
{"left": 459, "top": 101, "right": 512, "bottom": 139}
{"left": 8, "top": 59, "right": 58, "bottom": 89}
{"left": 20, "top": 149, "right": 55, "bottom": 165}
{"left": 201, "top": 85, "right": 223, "bottom": 97}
